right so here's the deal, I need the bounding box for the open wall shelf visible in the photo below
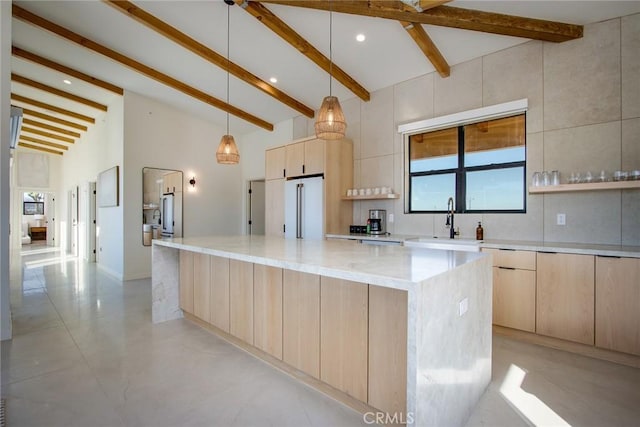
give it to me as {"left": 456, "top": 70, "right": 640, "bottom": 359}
{"left": 529, "top": 181, "right": 640, "bottom": 194}
{"left": 342, "top": 194, "right": 400, "bottom": 201}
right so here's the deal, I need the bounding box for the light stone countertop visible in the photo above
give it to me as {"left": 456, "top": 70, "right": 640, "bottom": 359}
{"left": 153, "top": 235, "right": 486, "bottom": 291}
{"left": 325, "top": 233, "right": 640, "bottom": 258}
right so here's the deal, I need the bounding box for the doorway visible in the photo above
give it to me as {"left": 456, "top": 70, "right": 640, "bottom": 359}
{"left": 68, "top": 186, "right": 78, "bottom": 256}
{"left": 247, "top": 180, "right": 265, "bottom": 235}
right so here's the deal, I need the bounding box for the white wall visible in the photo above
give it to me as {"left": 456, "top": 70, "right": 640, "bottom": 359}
{"left": 122, "top": 91, "right": 244, "bottom": 280}
{"left": 1, "top": 0, "right": 12, "bottom": 340}
{"left": 292, "top": 15, "right": 640, "bottom": 246}
{"left": 59, "top": 98, "right": 124, "bottom": 278}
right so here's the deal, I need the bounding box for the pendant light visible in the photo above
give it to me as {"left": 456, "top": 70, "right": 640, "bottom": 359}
{"left": 314, "top": 2, "right": 346, "bottom": 140}
{"left": 216, "top": 0, "right": 240, "bottom": 164}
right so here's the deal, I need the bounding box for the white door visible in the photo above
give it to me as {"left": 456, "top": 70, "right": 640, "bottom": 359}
{"left": 248, "top": 180, "right": 265, "bottom": 235}
{"left": 69, "top": 186, "right": 78, "bottom": 256}
{"left": 45, "top": 193, "right": 55, "bottom": 246}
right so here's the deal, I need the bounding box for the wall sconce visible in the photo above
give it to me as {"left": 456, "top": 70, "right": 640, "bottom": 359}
{"left": 189, "top": 177, "right": 196, "bottom": 187}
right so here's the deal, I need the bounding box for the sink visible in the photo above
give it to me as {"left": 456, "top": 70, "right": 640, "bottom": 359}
{"left": 404, "top": 237, "right": 481, "bottom": 252}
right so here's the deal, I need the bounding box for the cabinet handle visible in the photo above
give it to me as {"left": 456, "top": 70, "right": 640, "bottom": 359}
{"left": 597, "top": 255, "right": 621, "bottom": 259}
{"left": 538, "top": 251, "right": 557, "bottom": 254}
{"left": 498, "top": 248, "right": 516, "bottom": 251}
{"left": 302, "top": 164, "right": 306, "bottom": 174}
{"left": 283, "top": 168, "right": 286, "bottom": 178}
{"left": 498, "top": 266, "right": 516, "bottom": 270}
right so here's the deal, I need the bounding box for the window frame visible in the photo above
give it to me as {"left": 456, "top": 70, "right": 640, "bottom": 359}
{"left": 406, "top": 115, "right": 527, "bottom": 214}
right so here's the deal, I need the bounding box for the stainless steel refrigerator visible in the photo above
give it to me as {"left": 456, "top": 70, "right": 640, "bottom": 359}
{"left": 285, "top": 176, "right": 324, "bottom": 240}
{"left": 160, "top": 193, "right": 174, "bottom": 237}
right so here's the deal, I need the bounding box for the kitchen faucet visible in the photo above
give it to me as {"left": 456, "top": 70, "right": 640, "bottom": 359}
{"left": 446, "top": 197, "right": 459, "bottom": 239}
{"left": 152, "top": 209, "right": 161, "bottom": 224}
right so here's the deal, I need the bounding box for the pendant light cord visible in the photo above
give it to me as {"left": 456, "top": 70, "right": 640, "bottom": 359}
{"left": 226, "top": 2, "right": 230, "bottom": 135}
{"left": 329, "top": 0, "right": 333, "bottom": 96}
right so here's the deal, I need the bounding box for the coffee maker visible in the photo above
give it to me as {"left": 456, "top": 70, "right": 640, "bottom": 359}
{"left": 369, "top": 209, "right": 386, "bottom": 235}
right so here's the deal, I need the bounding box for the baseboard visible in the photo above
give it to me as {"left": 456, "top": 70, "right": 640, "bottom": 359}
{"left": 493, "top": 325, "right": 640, "bottom": 369}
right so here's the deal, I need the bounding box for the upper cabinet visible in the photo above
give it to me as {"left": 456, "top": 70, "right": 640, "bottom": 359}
{"left": 163, "top": 171, "right": 182, "bottom": 194}
{"left": 285, "top": 139, "right": 325, "bottom": 178}
{"left": 265, "top": 146, "right": 286, "bottom": 180}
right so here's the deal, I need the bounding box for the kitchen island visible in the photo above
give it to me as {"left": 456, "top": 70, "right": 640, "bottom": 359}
{"left": 152, "top": 236, "right": 492, "bottom": 427}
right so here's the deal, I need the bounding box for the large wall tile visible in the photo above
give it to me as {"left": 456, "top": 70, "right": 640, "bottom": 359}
{"left": 544, "top": 19, "right": 621, "bottom": 131}
{"left": 342, "top": 97, "right": 362, "bottom": 160}
{"left": 482, "top": 132, "right": 544, "bottom": 241}
{"left": 483, "top": 41, "right": 543, "bottom": 133}
{"left": 394, "top": 73, "right": 434, "bottom": 126}
{"left": 621, "top": 190, "right": 640, "bottom": 245}
{"left": 361, "top": 87, "right": 394, "bottom": 159}
{"left": 543, "top": 121, "right": 621, "bottom": 179}
{"left": 543, "top": 192, "right": 621, "bottom": 245}
{"left": 360, "top": 155, "right": 394, "bottom": 189}
{"left": 434, "top": 58, "right": 483, "bottom": 117}
{"left": 622, "top": 13, "right": 640, "bottom": 119}
{"left": 622, "top": 119, "right": 640, "bottom": 171}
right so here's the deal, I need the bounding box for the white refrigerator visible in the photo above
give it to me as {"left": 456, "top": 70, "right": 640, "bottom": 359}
{"left": 285, "top": 176, "right": 324, "bottom": 240}
{"left": 160, "top": 193, "right": 174, "bottom": 237}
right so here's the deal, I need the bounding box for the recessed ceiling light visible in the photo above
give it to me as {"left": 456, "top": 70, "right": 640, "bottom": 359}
{"left": 63, "top": 79, "right": 71, "bottom": 85}
{"left": 356, "top": 34, "right": 366, "bottom": 42}
{"left": 269, "top": 77, "right": 278, "bottom": 83}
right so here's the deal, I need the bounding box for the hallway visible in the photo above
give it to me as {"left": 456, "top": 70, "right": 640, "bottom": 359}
{"left": 2, "top": 247, "right": 640, "bottom": 426}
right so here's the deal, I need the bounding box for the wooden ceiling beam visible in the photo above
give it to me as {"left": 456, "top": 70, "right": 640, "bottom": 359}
{"left": 20, "top": 135, "right": 69, "bottom": 151}
{"left": 21, "top": 108, "right": 88, "bottom": 131}
{"left": 258, "top": 1, "right": 583, "bottom": 42}
{"left": 399, "top": 21, "right": 449, "bottom": 77}
{"left": 21, "top": 118, "right": 82, "bottom": 138}
{"left": 104, "top": 0, "right": 314, "bottom": 118}
{"left": 18, "top": 142, "right": 64, "bottom": 156}
{"left": 21, "top": 126, "right": 75, "bottom": 144}
{"left": 12, "top": 73, "right": 108, "bottom": 111}
{"left": 235, "top": 0, "right": 370, "bottom": 102}
{"left": 12, "top": 4, "right": 273, "bottom": 131}
{"left": 12, "top": 46, "right": 124, "bottom": 95}
{"left": 12, "top": 94, "right": 95, "bottom": 123}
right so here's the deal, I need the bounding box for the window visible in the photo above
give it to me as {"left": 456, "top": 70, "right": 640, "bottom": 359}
{"left": 23, "top": 192, "right": 45, "bottom": 215}
{"left": 408, "top": 114, "right": 526, "bottom": 213}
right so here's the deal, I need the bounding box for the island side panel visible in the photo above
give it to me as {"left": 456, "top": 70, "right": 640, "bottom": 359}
{"left": 414, "top": 255, "right": 492, "bottom": 427}
{"left": 152, "top": 244, "right": 182, "bottom": 323}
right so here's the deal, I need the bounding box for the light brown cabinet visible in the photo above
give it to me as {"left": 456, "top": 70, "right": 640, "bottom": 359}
{"left": 229, "top": 260, "right": 254, "bottom": 344}
{"left": 179, "top": 250, "right": 194, "bottom": 314}
{"left": 283, "top": 270, "right": 320, "bottom": 379}
{"left": 265, "top": 179, "right": 285, "bottom": 237}
{"left": 483, "top": 248, "right": 536, "bottom": 332}
{"left": 193, "top": 253, "right": 211, "bottom": 322}
{"left": 265, "top": 146, "right": 286, "bottom": 180}
{"left": 320, "top": 277, "right": 368, "bottom": 402}
{"left": 536, "top": 252, "right": 595, "bottom": 345}
{"left": 210, "top": 256, "right": 230, "bottom": 333}
{"left": 163, "top": 171, "right": 182, "bottom": 194}
{"left": 265, "top": 137, "right": 353, "bottom": 236}
{"left": 368, "top": 285, "right": 407, "bottom": 416}
{"left": 254, "top": 265, "right": 283, "bottom": 359}
{"left": 595, "top": 256, "right": 640, "bottom": 356}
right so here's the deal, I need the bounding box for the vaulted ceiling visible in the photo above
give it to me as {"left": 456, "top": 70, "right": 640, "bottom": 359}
{"left": 10, "top": 0, "right": 640, "bottom": 156}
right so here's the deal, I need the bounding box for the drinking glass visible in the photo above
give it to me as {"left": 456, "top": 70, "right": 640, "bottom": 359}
{"left": 551, "top": 170, "right": 560, "bottom": 185}
{"left": 532, "top": 172, "right": 541, "bottom": 187}
{"left": 584, "top": 171, "right": 593, "bottom": 183}
{"left": 541, "top": 171, "right": 550, "bottom": 186}
{"left": 599, "top": 170, "right": 608, "bottom": 182}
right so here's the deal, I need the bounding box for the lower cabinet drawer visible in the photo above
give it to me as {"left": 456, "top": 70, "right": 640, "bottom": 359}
{"left": 493, "top": 267, "right": 536, "bottom": 333}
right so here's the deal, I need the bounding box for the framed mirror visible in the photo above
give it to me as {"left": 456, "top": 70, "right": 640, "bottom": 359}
{"left": 142, "top": 167, "right": 183, "bottom": 246}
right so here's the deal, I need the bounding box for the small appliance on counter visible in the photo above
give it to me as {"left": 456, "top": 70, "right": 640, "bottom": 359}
{"left": 369, "top": 209, "right": 386, "bottom": 235}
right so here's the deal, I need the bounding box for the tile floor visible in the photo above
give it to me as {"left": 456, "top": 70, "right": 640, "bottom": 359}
{"left": 2, "top": 245, "right": 640, "bottom": 427}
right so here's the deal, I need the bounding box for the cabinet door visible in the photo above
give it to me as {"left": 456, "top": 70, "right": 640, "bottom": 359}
{"left": 229, "top": 260, "right": 254, "bottom": 344}
{"left": 254, "top": 265, "right": 283, "bottom": 359}
{"left": 179, "top": 250, "right": 194, "bottom": 314}
{"left": 493, "top": 267, "right": 536, "bottom": 332}
{"left": 210, "top": 256, "right": 230, "bottom": 333}
{"left": 265, "top": 179, "right": 285, "bottom": 237}
{"left": 321, "top": 277, "right": 368, "bottom": 402}
{"left": 368, "top": 285, "right": 407, "bottom": 416}
{"left": 537, "top": 253, "right": 594, "bottom": 345}
{"left": 283, "top": 270, "right": 320, "bottom": 378}
{"left": 265, "top": 147, "right": 286, "bottom": 180}
{"left": 193, "top": 253, "right": 211, "bottom": 322}
{"left": 596, "top": 257, "right": 640, "bottom": 355}
{"left": 304, "top": 139, "right": 324, "bottom": 175}
{"left": 285, "top": 142, "right": 305, "bottom": 177}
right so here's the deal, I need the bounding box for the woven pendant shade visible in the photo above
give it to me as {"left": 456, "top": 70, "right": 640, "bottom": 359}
{"left": 216, "top": 134, "right": 240, "bottom": 164}
{"left": 315, "top": 96, "right": 346, "bottom": 140}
